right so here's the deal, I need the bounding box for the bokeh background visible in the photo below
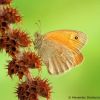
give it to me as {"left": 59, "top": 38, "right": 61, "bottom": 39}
{"left": 0, "top": 0, "right": 100, "bottom": 100}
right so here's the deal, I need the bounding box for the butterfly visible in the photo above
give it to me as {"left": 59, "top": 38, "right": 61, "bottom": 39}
{"left": 33, "top": 30, "right": 87, "bottom": 75}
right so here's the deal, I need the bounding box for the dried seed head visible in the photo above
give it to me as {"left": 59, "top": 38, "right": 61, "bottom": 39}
{"left": 0, "top": 0, "right": 12, "bottom": 4}
{"left": 7, "top": 59, "right": 29, "bottom": 79}
{"left": 5, "top": 43, "right": 19, "bottom": 57}
{"left": 36, "top": 78, "right": 52, "bottom": 99}
{"left": 16, "top": 77, "right": 52, "bottom": 100}
{"left": 1, "top": 7, "right": 21, "bottom": 23}
{"left": 0, "top": 17, "right": 10, "bottom": 33}
{"left": 0, "top": 28, "right": 32, "bottom": 57}
{"left": 6, "top": 46, "right": 19, "bottom": 57}
{"left": 0, "top": 34, "right": 20, "bottom": 57}
{"left": 22, "top": 52, "right": 41, "bottom": 69}
{"left": 11, "top": 29, "right": 31, "bottom": 47}
{"left": 7, "top": 51, "right": 41, "bottom": 79}
{"left": 17, "top": 80, "right": 38, "bottom": 100}
{"left": 0, "top": 35, "right": 7, "bottom": 50}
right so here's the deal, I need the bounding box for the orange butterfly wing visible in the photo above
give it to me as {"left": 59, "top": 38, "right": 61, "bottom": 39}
{"left": 44, "top": 30, "right": 87, "bottom": 51}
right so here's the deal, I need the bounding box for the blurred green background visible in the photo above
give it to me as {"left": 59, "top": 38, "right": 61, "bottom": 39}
{"left": 0, "top": 0, "right": 100, "bottom": 100}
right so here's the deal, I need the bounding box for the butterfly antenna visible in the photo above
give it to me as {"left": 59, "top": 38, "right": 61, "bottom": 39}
{"left": 35, "top": 20, "right": 42, "bottom": 33}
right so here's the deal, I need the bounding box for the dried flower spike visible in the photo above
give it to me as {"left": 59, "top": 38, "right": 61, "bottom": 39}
{"left": 0, "top": 0, "right": 12, "bottom": 4}
{"left": 0, "top": 0, "right": 53, "bottom": 100}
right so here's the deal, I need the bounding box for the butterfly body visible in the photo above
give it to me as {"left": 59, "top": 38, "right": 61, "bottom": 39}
{"left": 34, "top": 30, "right": 87, "bottom": 75}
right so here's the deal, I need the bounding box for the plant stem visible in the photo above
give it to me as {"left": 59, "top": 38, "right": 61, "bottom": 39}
{"left": 24, "top": 70, "right": 33, "bottom": 81}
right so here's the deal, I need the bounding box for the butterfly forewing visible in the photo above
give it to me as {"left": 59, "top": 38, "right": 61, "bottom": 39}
{"left": 39, "top": 39, "right": 80, "bottom": 74}
{"left": 44, "top": 30, "right": 87, "bottom": 51}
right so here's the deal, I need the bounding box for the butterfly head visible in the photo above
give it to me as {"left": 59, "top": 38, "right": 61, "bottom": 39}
{"left": 33, "top": 32, "right": 43, "bottom": 49}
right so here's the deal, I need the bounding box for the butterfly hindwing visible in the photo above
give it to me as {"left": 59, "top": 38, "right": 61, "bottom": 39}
{"left": 38, "top": 39, "right": 83, "bottom": 75}
{"left": 73, "top": 50, "right": 83, "bottom": 65}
